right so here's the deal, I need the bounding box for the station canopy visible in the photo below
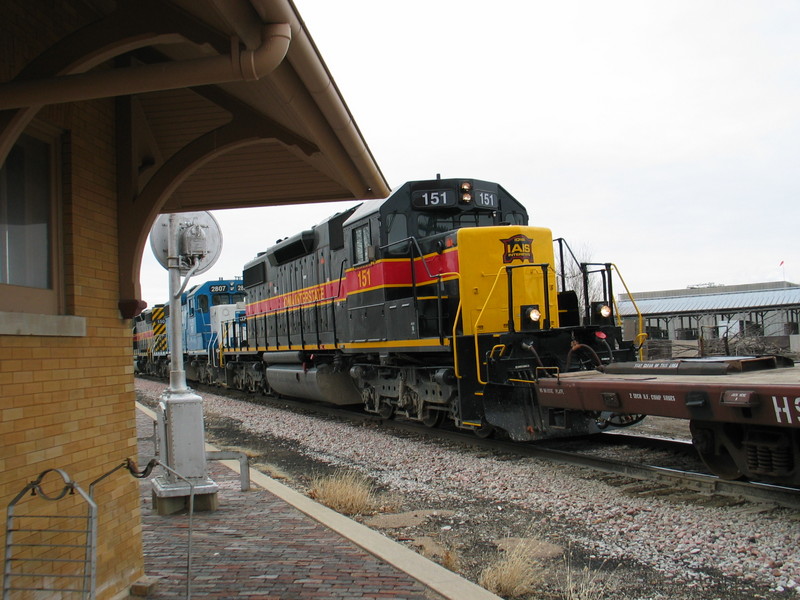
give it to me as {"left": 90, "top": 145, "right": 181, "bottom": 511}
{"left": 0, "top": 0, "right": 390, "bottom": 314}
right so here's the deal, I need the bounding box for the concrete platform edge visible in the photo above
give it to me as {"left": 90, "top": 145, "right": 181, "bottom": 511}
{"left": 135, "top": 402, "right": 501, "bottom": 600}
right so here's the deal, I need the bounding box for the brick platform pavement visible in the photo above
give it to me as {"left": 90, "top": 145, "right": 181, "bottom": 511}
{"left": 134, "top": 406, "right": 498, "bottom": 600}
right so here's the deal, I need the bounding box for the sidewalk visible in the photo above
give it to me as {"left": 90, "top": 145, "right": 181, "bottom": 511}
{"left": 135, "top": 405, "right": 500, "bottom": 600}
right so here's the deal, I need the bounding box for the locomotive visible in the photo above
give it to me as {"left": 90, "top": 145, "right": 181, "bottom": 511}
{"left": 135, "top": 177, "right": 641, "bottom": 440}
{"left": 133, "top": 278, "right": 245, "bottom": 380}
{"left": 135, "top": 176, "right": 800, "bottom": 485}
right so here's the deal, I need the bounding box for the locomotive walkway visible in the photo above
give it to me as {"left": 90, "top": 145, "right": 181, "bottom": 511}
{"left": 134, "top": 406, "right": 500, "bottom": 599}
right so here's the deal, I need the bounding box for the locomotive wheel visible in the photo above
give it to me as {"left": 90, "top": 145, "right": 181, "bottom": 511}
{"left": 378, "top": 401, "right": 394, "bottom": 420}
{"left": 420, "top": 407, "right": 444, "bottom": 428}
{"left": 233, "top": 372, "right": 246, "bottom": 391}
{"left": 474, "top": 424, "right": 495, "bottom": 439}
{"left": 689, "top": 420, "right": 743, "bottom": 480}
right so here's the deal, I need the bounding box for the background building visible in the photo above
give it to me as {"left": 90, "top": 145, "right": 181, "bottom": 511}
{"left": 618, "top": 281, "right": 800, "bottom": 359}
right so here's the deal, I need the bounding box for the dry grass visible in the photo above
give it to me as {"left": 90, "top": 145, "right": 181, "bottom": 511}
{"left": 440, "top": 548, "right": 462, "bottom": 572}
{"left": 307, "top": 470, "right": 380, "bottom": 515}
{"left": 253, "top": 462, "right": 291, "bottom": 480}
{"left": 478, "top": 541, "right": 547, "bottom": 598}
{"left": 560, "top": 550, "right": 614, "bottom": 600}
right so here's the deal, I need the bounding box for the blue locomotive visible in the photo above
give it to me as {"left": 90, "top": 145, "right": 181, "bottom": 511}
{"left": 133, "top": 278, "right": 244, "bottom": 379}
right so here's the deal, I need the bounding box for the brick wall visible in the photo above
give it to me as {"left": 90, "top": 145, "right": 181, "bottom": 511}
{"left": 1, "top": 2, "right": 144, "bottom": 598}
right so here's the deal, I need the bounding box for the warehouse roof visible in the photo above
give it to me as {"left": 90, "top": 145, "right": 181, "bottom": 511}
{"left": 618, "top": 282, "right": 800, "bottom": 317}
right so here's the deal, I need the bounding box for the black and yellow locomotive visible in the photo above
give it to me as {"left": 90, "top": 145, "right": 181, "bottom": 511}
{"left": 220, "top": 177, "right": 637, "bottom": 439}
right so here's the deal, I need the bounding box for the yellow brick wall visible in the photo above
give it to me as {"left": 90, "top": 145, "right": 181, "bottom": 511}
{"left": 1, "top": 3, "right": 144, "bottom": 598}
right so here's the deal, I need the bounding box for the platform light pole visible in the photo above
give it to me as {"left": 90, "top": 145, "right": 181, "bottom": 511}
{"left": 149, "top": 212, "right": 222, "bottom": 515}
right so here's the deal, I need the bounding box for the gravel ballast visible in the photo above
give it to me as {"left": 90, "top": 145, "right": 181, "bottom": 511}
{"left": 135, "top": 378, "right": 799, "bottom": 599}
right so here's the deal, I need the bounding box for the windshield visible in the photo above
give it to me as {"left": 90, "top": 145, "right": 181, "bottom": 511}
{"left": 417, "top": 212, "right": 495, "bottom": 237}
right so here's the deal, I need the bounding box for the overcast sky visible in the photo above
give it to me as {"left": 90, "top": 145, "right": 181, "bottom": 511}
{"left": 138, "top": 1, "right": 800, "bottom": 307}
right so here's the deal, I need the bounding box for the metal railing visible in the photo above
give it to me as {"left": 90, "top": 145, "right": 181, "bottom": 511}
{"left": 4, "top": 469, "right": 97, "bottom": 599}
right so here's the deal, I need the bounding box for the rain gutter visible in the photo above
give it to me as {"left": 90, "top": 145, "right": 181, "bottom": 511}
{"left": 0, "top": 23, "right": 291, "bottom": 110}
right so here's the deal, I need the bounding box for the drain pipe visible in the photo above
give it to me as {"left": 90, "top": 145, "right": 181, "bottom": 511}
{"left": 0, "top": 23, "right": 291, "bottom": 110}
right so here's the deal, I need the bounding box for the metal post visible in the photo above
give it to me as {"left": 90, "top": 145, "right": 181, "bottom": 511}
{"left": 152, "top": 214, "right": 219, "bottom": 515}
{"left": 168, "top": 214, "right": 188, "bottom": 393}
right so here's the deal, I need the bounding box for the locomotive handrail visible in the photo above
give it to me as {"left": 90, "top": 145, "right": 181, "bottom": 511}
{"left": 473, "top": 266, "right": 510, "bottom": 385}
{"left": 608, "top": 263, "right": 648, "bottom": 360}
{"left": 505, "top": 263, "right": 551, "bottom": 332}
{"left": 451, "top": 301, "right": 464, "bottom": 379}
{"left": 553, "top": 237, "right": 582, "bottom": 293}
{"left": 473, "top": 263, "right": 552, "bottom": 385}
{"left": 255, "top": 258, "right": 348, "bottom": 351}
{"left": 382, "top": 235, "right": 456, "bottom": 344}
{"left": 206, "top": 333, "right": 217, "bottom": 367}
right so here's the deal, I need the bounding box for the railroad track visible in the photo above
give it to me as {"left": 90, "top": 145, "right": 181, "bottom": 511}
{"left": 143, "top": 377, "right": 800, "bottom": 510}
{"left": 359, "top": 414, "right": 800, "bottom": 510}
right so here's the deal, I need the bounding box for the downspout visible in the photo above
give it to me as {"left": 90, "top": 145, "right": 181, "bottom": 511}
{"left": 0, "top": 24, "right": 291, "bottom": 110}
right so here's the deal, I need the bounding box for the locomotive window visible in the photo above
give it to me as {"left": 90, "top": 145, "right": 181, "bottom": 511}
{"left": 417, "top": 212, "right": 495, "bottom": 237}
{"left": 417, "top": 214, "right": 452, "bottom": 237}
{"left": 386, "top": 212, "right": 409, "bottom": 255}
{"left": 459, "top": 213, "right": 495, "bottom": 228}
{"left": 503, "top": 211, "right": 526, "bottom": 225}
{"left": 231, "top": 293, "right": 245, "bottom": 304}
{"left": 353, "top": 223, "right": 370, "bottom": 264}
{"left": 243, "top": 261, "right": 266, "bottom": 288}
{"left": 211, "top": 294, "right": 228, "bottom": 306}
{"left": 197, "top": 295, "right": 209, "bottom": 313}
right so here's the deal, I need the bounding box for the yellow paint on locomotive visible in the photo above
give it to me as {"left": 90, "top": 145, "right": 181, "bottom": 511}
{"left": 152, "top": 306, "right": 168, "bottom": 352}
{"left": 457, "top": 225, "right": 558, "bottom": 335}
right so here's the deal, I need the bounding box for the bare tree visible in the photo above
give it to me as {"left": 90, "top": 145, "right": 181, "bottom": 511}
{"left": 553, "top": 240, "right": 604, "bottom": 323}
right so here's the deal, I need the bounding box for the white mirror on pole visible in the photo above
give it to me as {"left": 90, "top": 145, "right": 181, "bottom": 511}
{"left": 149, "top": 211, "right": 222, "bottom": 275}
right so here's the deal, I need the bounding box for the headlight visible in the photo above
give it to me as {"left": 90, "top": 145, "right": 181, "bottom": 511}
{"left": 460, "top": 181, "right": 473, "bottom": 202}
{"left": 521, "top": 305, "right": 542, "bottom": 330}
{"left": 591, "top": 301, "right": 613, "bottom": 325}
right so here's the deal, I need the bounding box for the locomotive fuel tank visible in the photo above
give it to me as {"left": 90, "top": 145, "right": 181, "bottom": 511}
{"left": 265, "top": 363, "right": 362, "bottom": 405}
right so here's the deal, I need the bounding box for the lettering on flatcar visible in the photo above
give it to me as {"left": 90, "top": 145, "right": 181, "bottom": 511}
{"left": 772, "top": 396, "right": 800, "bottom": 424}
{"left": 539, "top": 387, "right": 564, "bottom": 395}
{"left": 627, "top": 392, "right": 676, "bottom": 401}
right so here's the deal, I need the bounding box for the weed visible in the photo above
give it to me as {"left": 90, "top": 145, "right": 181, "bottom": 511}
{"left": 308, "top": 470, "right": 380, "bottom": 515}
{"left": 441, "top": 547, "right": 462, "bottom": 572}
{"left": 560, "top": 548, "right": 616, "bottom": 600}
{"left": 478, "top": 540, "right": 547, "bottom": 598}
{"left": 254, "top": 462, "right": 290, "bottom": 480}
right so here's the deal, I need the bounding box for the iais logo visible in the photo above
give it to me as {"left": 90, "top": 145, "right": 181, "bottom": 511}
{"left": 500, "top": 234, "right": 534, "bottom": 264}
